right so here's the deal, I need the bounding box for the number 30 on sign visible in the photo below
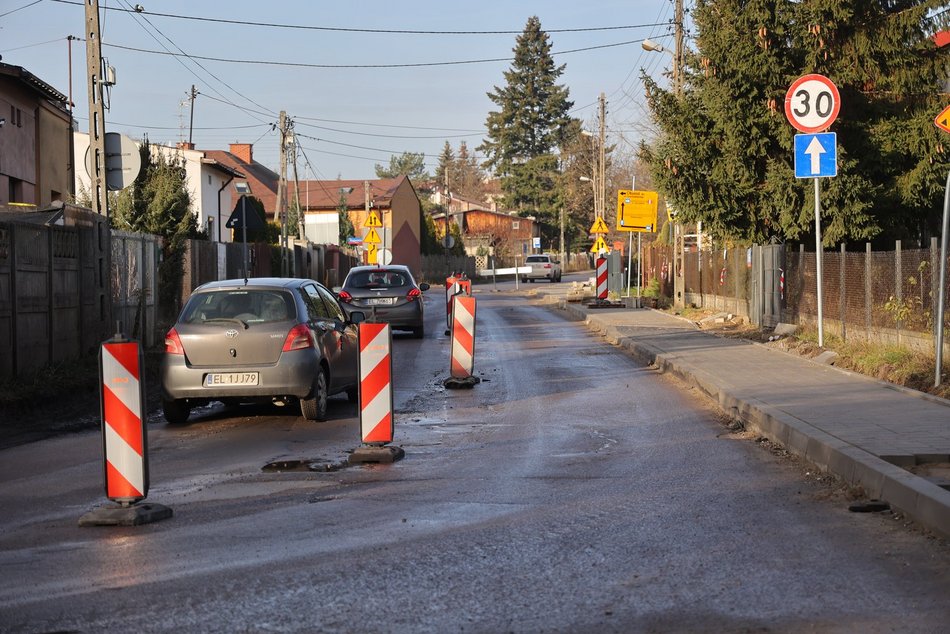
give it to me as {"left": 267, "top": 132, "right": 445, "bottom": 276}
{"left": 785, "top": 74, "right": 840, "bottom": 134}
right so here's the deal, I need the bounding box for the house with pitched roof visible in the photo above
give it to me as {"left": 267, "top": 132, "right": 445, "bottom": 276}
{"left": 0, "top": 62, "right": 73, "bottom": 207}
{"left": 73, "top": 135, "right": 244, "bottom": 241}
{"left": 292, "top": 175, "right": 422, "bottom": 276}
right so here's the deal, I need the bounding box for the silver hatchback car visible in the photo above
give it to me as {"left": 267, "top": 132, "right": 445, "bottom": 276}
{"left": 161, "top": 278, "right": 364, "bottom": 424}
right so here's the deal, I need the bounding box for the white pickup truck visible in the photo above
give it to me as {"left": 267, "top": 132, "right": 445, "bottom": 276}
{"left": 521, "top": 254, "right": 562, "bottom": 283}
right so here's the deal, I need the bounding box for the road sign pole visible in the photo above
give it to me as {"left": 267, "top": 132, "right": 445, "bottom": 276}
{"left": 814, "top": 177, "right": 824, "bottom": 348}
{"left": 241, "top": 196, "right": 248, "bottom": 278}
{"left": 637, "top": 233, "right": 642, "bottom": 298}
{"left": 936, "top": 170, "right": 949, "bottom": 387}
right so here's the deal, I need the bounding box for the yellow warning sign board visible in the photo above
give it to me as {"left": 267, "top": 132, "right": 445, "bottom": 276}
{"left": 589, "top": 216, "right": 610, "bottom": 234}
{"left": 589, "top": 236, "right": 609, "bottom": 253}
{"left": 364, "top": 228, "right": 381, "bottom": 244}
{"left": 366, "top": 243, "right": 378, "bottom": 264}
{"left": 365, "top": 211, "right": 382, "bottom": 228}
{"left": 936, "top": 104, "right": 950, "bottom": 135}
{"left": 617, "top": 190, "right": 659, "bottom": 233}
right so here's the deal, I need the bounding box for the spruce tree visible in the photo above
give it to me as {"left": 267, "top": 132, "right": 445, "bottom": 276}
{"left": 642, "top": 0, "right": 949, "bottom": 245}
{"left": 479, "top": 16, "right": 576, "bottom": 237}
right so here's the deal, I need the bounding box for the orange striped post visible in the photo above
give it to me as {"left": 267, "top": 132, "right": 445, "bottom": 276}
{"left": 596, "top": 257, "right": 608, "bottom": 300}
{"left": 80, "top": 332, "right": 172, "bottom": 526}
{"left": 358, "top": 322, "right": 393, "bottom": 445}
{"left": 445, "top": 296, "right": 480, "bottom": 388}
{"left": 100, "top": 339, "right": 149, "bottom": 503}
{"left": 351, "top": 322, "right": 404, "bottom": 463}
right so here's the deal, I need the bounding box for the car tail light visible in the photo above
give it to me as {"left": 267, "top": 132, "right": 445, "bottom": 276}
{"left": 165, "top": 328, "right": 184, "bottom": 355}
{"left": 282, "top": 324, "right": 314, "bottom": 351}
{"left": 407, "top": 288, "right": 422, "bottom": 301}
{"left": 338, "top": 290, "right": 353, "bottom": 304}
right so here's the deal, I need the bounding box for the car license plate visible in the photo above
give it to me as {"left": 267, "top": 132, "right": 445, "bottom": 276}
{"left": 204, "top": 372, "right": 259, "bottom": 387}
{"left": 366, "top": 297, "right": 394, "bottom": 305}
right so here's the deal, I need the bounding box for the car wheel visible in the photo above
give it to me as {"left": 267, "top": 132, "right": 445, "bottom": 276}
{"left": 162, "top": 398, "right": 190, "bottom": 425}
{"left": 301, "top": 368, "right": 329, "bottom": 421}
{"left": 520, "top": 277, "right": 527, "bottom": 283}
{"left": 412, "top": 325, "right": 424, "bottom": 339}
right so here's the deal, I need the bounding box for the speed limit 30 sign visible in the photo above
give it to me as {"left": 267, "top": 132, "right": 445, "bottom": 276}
{"left": 785, "top": 74, "right": 840, "bottom": 133}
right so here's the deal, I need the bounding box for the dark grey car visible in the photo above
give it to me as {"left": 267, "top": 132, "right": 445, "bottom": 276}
{"left": 337, "top": 265, "right": 429, "bottom": 338}
{"left": 161, "top": 278, "right": 364, "bottom": 424}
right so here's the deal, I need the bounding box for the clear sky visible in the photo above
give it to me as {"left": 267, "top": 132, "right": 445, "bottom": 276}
{"left": 1, "top": 0, "right": 679, "bottom": 180}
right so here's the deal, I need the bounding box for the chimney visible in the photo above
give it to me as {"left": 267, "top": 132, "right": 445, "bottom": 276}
{"left": 176, "top": 141, "right": 195, "bottom": 150}
{"left": 230, "top": 143, "right": 253, "bottom": 164}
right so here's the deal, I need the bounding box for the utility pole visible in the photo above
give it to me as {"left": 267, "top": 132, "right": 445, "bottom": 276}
{"left": 364, "top": 180, "right": 372, "bottom": 265}
{"left": 187, "top": 84, "right": 197, "bottom": 146}
{"left": 598, "top": 92, "right": 606, "bottom": 220}
{"left": 277, "top": 110, "right": 289, "bottom": 277}
{"left": 84, "top": 0, "right": 108, "bottom": 217}
{"left": 672, "top": 0, "right": 685, "bottom": 306}
{"left": 291, "top": 134, "right": 304, "bottom": 241}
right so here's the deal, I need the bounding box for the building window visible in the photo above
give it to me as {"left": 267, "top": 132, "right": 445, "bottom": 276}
{"left": 235, "top": 182, "right": 251, "bottom": 195}
{"left": 512, "top": 220, "right": 520, "bottom": 230}
{"left": 208, "top": 174, "right": 212, "bottom": 185}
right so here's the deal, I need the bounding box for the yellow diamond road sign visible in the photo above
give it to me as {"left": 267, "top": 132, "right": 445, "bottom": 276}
{"left": 590, "top": 236, "right": 609, "bottom": 253}
{"left": 365, "top": 211, "right": 382, "bottom": 228}
{"left": 364, "top": 228, "right": 381, "bottom": 244}
{"left": 589, "top": 216, "right": 610, "bottom": 234}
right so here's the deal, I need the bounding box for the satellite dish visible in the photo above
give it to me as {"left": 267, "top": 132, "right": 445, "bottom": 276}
{"left": 441, "top": 235, "right": 455, "bottom": 249}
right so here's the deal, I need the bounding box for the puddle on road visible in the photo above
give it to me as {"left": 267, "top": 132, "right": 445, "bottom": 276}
{"left": 261, "top": 458, "right": 349, "bottom": 473}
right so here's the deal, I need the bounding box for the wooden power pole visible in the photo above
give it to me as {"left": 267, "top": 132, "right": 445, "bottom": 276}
{"left": 277, "top": 110, "right": 288, "bottom": 277}
{"left": 84, "top": 0, "right": 108, "bottom": 217}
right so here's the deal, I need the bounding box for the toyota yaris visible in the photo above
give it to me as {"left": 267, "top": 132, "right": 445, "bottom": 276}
{"left": 161, "top": 278, "right": 364, "bottom": 424}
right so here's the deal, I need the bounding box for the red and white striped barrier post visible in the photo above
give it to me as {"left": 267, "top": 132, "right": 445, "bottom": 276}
{"left": 80, "top": 331, "right": 172, "bottom": 526}
{"left": 445, "top": 296, "right": 480, "bottom": 388}
{"left": 351, "top": 322, "right": 404, "bottom": 464}
{"left": 596, "top": 257, "right": 608, "bottom": 300}
{"left": 445, "top": 275, "right": 459, "bottom": 333}
{"left": 100, "top": 338, "right": 148, "bottom": 503}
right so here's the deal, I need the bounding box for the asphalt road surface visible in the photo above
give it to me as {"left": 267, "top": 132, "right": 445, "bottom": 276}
{"left": 1, "top": 285, "right": 948, "bottom": 633}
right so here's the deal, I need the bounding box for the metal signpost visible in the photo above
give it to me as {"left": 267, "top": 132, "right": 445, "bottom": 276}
{"left": 785, "top": 74, "right": 841, "bottom": 348}
{"left": 933, "top": 104, "right": 950, "bottom": 387}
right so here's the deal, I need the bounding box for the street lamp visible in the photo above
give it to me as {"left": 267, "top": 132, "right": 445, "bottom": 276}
{"left": 641, "top": 38, "right": 672, "bottom": 56}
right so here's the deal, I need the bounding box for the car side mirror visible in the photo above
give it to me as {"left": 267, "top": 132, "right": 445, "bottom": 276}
{"left": 332, "top": 286, "right": 342, "bottom": 294}
{"left": 349, "top": 311, "right": 366, "bottom": 325}
{"left": 419, "top": 283, "right": 430, "bottom": 292}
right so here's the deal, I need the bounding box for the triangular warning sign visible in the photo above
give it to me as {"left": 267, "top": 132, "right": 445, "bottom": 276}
{"left": 365, "top": 211, "right": 382, "bottom": 228}
{"left": 364, "top": 228, "right": 381, "bottom": 244}
{"left": 936, "top": 104, "right": 950, "bottom": 135}
{"left": 589, "top": 236, "right": 609, "bottom": 253}
{"left": 589, "top": 217, "right": 610, "bottom": 234}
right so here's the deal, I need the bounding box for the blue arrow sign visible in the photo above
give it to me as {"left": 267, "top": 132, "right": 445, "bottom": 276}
{"left": 794, "top": 132, "right": 837, "bottom": 178}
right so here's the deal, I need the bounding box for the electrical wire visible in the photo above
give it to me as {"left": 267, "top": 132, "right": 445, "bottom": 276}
{"left": 102, "top": 38, "right": 651, "bottom": 69}
{"left": 48, "top": 2, "right": 670, "bottom": 36}
{"left": 0, "top": 37, "right": 66, "bottom": 53}
{"left": 0, "top": 0, "right": 42, "bottom": 19}
{"left": 294, "top": 121, "right": 481, "bottom": 140}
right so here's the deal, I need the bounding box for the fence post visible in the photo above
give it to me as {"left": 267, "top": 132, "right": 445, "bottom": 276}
{"left": 896, "top": 239, "right": 902, "bottom": 341}
{"left": 932, "top": 236, "right": 940, "bottom": 340}
{"left": 840, "top": 243, "right": 846, "bottom": 342}
{"left": 865, "top": 243, "right": 872, "bottom": 340}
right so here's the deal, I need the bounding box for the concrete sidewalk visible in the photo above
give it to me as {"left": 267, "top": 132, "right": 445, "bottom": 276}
{"left": 532, "top": 289, "right": 950, "bottom": 539}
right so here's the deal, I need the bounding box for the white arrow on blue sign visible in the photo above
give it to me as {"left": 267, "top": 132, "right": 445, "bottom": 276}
{"left": 794, "top": 132, "right": 837, "bottom": 178}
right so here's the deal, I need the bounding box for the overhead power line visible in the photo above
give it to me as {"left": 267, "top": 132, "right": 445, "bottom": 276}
{"left": 103, "top": 38, "right": 650, "bottom": 69}
{"left": 48, "top": 2, "right": 669, "bottom": 35}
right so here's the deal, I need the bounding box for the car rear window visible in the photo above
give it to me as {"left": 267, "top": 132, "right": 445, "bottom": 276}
{"left": 180, "top": 290, "right": 297, "bottom": 324}
{"left": 526, "top": 256, "right": 549, "bottom": 263}
{"left": 346, "top": 270, "right": 410, "bottom": 289}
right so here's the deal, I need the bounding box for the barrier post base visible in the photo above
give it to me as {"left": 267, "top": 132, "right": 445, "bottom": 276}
{"left": 79, "top": 503, "right": 173, "bottom": 527}
{"left": 349, "top": 445, "right": 405, "bottom": 465}
{"left": 443, "top": 376, "right": 481, "bottom": 390}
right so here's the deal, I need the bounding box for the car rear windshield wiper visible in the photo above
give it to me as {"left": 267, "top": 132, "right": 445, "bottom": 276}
{"left": 203, "top": 317, "right": 249, "bottom": 329}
